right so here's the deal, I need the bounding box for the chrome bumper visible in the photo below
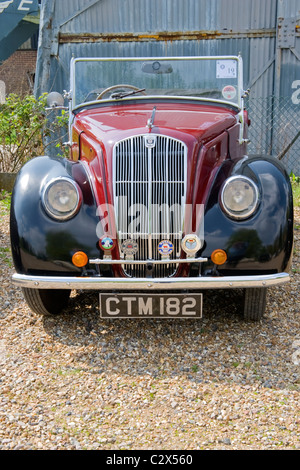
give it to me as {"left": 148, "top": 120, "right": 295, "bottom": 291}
{"left": 12, "top": 272, "right": 290, "bottom": 290}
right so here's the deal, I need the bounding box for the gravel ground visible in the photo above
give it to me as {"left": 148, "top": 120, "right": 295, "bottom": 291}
{"left": 0, "top": 196, "right": 299, "bottom": 451}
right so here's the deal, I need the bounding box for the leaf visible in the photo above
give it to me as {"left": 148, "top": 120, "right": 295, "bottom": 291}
{"left": 0, "top": 93, "right": 66, "bottom": 172}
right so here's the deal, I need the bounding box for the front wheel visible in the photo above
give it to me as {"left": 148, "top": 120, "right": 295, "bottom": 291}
{"left": 243, "top": 287, "right": 267, "bottom": 321}
{"left": 22, "top": 288, "right": 71, "bottom": 316}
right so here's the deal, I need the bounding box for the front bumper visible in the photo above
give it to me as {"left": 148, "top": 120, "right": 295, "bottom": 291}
{"left": 12, "top": 272, "right": 290, "bottom": 290}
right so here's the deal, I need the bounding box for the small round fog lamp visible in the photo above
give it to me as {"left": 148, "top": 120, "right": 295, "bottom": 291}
{"left": 211, "top": 249, "right": 227, "bottom": 265}
{"left": 72, "top": 251, "right": 88, "bottom": 268}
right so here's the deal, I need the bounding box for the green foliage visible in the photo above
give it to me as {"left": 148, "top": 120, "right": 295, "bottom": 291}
{"left": 0, "top": 93, "right": 69, "bottom": 173}
{"left": 0, "top": 94, "right": 47, "bottom": 172}
{"left": 0, "top": 189, "right": 11, "bottom": 207}
{"left": 290, "top": 172, "right": 300, "bottom": 184}
{"left": 53, "top": 108, "right": 70, "bottom": 158}
{"left": 0, "top": 191, "right": 11, "bottom": 230}
{"left": 290, "top": 172, "right": 300, "bottom": 207}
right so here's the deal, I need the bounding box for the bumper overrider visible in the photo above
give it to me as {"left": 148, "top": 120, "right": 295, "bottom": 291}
{"left": 12, "top": 272, "right": 290, "bottom": 290}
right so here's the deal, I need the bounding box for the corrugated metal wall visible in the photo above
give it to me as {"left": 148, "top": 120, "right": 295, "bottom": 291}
{"left": 36, "top": 0, "right": 278, "bottom": 94}
{"left": 276, "top": 0, "right": 300, "bottom": 93}
{"left": 35, "top": 0, "right": 300, "bottom": 172}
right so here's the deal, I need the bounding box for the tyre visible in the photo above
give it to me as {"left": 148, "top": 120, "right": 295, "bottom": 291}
{"left": 243, "top": 287, "right": 267, "bottom": 321}
{"left": 22, "top": 288, "right": 71, "bottom": 316}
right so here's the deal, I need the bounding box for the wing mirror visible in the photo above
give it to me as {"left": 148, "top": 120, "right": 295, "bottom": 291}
{"left": 46, "top": 92, "right": 67, "bottom": 110}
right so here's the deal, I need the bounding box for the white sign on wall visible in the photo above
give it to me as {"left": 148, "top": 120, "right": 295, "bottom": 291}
{"left": 292, "top": 80, "right": 300, "bottom": 105}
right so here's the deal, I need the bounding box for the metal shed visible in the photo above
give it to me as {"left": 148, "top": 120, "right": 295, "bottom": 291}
{"left": 35, "top": 0, "right": 300, "bottom": 173}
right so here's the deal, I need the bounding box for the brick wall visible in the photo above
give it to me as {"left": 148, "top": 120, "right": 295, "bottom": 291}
{"left": 0, "top": 50, "right": 37, "bottom": 97}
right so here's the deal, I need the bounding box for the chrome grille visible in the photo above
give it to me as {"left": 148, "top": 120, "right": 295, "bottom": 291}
{"left": 113, "top": 134, "right": 187, "bottom": 277}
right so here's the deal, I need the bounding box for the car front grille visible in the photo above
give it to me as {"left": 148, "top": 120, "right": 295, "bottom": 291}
{"left": 113, "top": 134, "right": 187, "bottom": 278}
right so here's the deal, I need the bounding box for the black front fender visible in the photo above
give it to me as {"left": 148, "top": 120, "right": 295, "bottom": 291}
{"left": 200, "top": 155, "right": 294, "bottom": 275}
{"left": 10, "top": 156, "right": 104, "bottom": 276}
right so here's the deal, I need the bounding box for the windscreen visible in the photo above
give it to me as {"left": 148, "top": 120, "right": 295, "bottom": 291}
{"left": 72, "top": 57, "right": 241, "bottom": 108}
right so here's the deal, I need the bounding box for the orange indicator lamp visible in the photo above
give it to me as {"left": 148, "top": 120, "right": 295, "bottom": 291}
{"left": 72, "top": 251, "right": 88, "bottom": 268}
{"left": 211, "top": 249, "right": 227, "bottom": 265}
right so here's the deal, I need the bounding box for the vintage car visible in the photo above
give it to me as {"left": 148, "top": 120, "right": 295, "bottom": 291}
{"left": 10, "top": 55, "right": 294, "bottom": 321}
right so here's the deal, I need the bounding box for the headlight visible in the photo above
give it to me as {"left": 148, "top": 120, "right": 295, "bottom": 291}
{"left": 220, "top": 175, "right": 259, "bottom": 220}
{"left": 42, "top": 177, "right": 82, "bottom": 220}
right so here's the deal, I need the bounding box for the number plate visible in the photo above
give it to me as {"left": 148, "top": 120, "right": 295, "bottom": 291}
{"left": 100, "top": 294, "right": 202, "bottom": 318}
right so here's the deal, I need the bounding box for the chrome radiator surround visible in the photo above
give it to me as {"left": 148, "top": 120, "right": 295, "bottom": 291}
{"left": 113, "top": 134, "right": 187, "bottom": 277}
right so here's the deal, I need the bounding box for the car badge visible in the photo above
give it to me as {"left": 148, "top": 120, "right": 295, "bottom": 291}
{"left": 100, "top": 236, "right": 115, "bottom": 251}
{"left": 121, "top": 239, "right": 139, "bottom": 256}
{"left": 158, "top": 240, "right": 174, "bottom": 255}
{"left": 144, "top": 135, "right": 156, "bottom": 148}
{"left": 222, "top": 85, "right": 236, "bottom": 100}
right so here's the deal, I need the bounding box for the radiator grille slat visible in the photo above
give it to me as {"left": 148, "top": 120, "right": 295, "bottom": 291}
{"left": 113, "top": 135, "right": 187, "bottom": 277}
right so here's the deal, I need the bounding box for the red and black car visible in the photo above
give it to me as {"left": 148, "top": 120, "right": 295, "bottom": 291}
{"left": 10, "top": 56, "right": 294, "bottom": 321}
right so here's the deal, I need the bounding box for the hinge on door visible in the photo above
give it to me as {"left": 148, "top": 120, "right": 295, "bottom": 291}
{"left": 277, "top": 17, "right": 299, "bottom": 49}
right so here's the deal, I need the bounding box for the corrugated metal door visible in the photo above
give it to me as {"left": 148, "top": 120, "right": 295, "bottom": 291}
{"left": 245, "top": 0, "right": 300, "bottom": 173}
{"left": 35, "top": 0, "right": 300, "bottom": 172}
{"left": 35, "top": 0, "right": 279, "bottom": 96}
{"left": 272, "top": 1, "right": 300, "bottom": 173}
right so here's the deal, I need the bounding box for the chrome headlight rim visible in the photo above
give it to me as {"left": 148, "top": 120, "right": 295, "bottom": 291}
{"left": 41, "top": 177, "right": 82, "bottom": 221}
{"left": 220, "top": 175, "right": 259, "bottom": 220}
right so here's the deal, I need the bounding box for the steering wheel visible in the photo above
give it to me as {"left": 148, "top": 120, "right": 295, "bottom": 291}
{"left": 97, "top": 84, "right": 146, "bottom": 100}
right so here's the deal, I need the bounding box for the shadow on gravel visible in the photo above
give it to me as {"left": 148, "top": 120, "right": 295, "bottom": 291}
{"left": 40, "top": 288, "right": 290, "bottom": 387}
{"left": 42, "top": 288, "right": 246, "bottom": 344}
